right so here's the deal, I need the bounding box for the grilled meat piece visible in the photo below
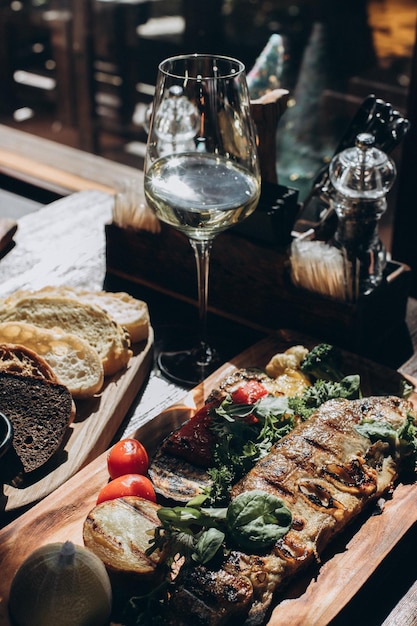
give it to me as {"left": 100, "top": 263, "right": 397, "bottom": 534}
{"left": 232, "top": 395, "right": 406, "bottom": 500}
{"left": 169, "top": 396, "right": 415, "bottom": 625}
{"left": 168, "top": 564, "right": 254, "bottom": 626}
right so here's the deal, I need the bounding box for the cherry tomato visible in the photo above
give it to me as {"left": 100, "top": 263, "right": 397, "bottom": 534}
{"left": 96, "top": 473, "right": 156, "bottom": 505}
{"left": 107, "top": 438, "right": 149, "bottom": 479}
{"left": 231, "top": 380, "right": 268, "bottom": 405}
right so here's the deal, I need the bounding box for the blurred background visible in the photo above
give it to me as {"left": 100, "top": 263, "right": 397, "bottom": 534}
{"left": 0, "top": 0, "right": 416, "bottom": 251}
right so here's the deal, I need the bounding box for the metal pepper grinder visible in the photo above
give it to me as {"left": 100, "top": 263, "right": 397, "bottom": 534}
{"left": 328, "top": 133, "right": 396, "bottom": 297}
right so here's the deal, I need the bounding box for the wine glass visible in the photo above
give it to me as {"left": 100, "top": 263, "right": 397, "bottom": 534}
{"left": 144, "top": 54, "right": 261, "bottom": 386}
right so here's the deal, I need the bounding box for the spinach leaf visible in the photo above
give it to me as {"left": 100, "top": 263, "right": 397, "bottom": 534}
{"left": 150, "top": 490, "right": 293, "bottom": 568}
{"left": 192, "top": 528, "right": 225, "bottom": 564}
{"left": 226, "top": 490, "right": 292, "bottom": 552}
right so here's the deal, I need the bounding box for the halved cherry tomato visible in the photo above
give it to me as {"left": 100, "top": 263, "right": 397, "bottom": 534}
{"left": 231, "top": 380, "right": 269, "bottom": 405}
{"left": 96, "top": 473, "right": 156, "bottom": 505}
{"left": 107, "top": 438, "right": 149, "bottom": 479}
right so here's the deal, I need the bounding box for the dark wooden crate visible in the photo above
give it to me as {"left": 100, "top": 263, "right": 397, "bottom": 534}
{"left": 105, "top": 218, "right": 413, "bottom": 367}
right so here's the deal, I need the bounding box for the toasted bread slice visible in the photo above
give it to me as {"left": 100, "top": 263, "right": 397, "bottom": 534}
{"left": 0, "top": 371, "right": 74, "bottom": 473}
{"left": 0, "top": 323, "right": 104, "bottom": 399}
{"left": 0, "top": 342, "right": 59, "bottom": 383}
{"left": 83, "top": 496, "right": 162, "bottom": 577}
{"left": 0, "top": 296, "right": 132, "bottom": 377}
{"left": 3, "top": 286, "right": 150, "bottom": 344}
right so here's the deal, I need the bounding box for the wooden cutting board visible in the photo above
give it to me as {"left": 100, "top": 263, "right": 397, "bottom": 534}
{"left": 0, "top": 329, "right": 153, "bottom": 515}
{"left": 0, "top": 331, "right": 416, "bottom": 626}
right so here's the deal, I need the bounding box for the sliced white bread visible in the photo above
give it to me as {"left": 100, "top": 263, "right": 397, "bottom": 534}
{"left": 0, "top": 323, "right": 104, "bottom": 399}
{"left": 0, "top": 296, "right": 132, "bottom": 377}
{"left": 2, "top": 286, "right": 150, "bottom": 344}
{"left": 75, "top": 291, "right": 150, "bottom": 344}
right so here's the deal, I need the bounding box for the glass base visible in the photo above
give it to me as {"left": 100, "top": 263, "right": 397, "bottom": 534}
{"left": 157, "top": 345, "right": 221, "bottom": 387}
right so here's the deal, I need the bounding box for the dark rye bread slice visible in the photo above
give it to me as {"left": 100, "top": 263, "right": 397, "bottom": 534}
{"left": 0, "top": 343, "right": 59, "bottom": 383}
{"left": 0, "top": 371, "right": 74, "bottom": 473}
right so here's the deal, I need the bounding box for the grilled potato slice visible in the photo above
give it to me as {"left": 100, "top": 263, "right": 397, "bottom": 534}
{"left": 83, "top": 496, "right": 162, "bottom": 577}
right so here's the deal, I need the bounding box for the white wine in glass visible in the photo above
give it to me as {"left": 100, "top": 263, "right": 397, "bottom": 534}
{"left": 144, "top": 54, "right": 261, "bottom": 386}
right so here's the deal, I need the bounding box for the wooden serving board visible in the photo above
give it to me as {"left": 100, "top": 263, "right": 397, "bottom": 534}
{"left": 0, "top": 331, "right": 416, "bottom": 626}
{"left": 0, "top": 329, "right": 153, "bottom": 514}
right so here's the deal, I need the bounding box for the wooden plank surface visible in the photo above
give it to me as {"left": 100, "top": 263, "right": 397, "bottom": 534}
{"left": 0, "top": 124, "right": 144, "bottom": 196}
{"left": 0, "top": 331, "right": 416, "bottom": 626}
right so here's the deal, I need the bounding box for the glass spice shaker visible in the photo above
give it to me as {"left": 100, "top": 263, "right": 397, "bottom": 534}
{"left": 328, "top": 132, "right": 396, "bottom": 297}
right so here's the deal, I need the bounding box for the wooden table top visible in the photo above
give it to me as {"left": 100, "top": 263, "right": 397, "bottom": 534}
{"left": 0, "top": 125, "right": 416, "bottom": 625}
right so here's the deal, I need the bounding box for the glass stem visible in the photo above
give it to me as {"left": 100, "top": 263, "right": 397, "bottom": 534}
{"left": 190, "top": 238, "right": 213, "bottom": 367}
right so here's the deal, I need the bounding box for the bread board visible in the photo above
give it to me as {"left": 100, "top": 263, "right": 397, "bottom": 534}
{"left": 0, "top": 328, "right": 153, "bottom": 515}
{"left": 0, "top": 331, "right": 416, "bottom": 626}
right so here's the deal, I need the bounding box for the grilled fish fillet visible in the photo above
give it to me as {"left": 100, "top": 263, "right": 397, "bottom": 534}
{"left": 168, "top": 395, "right": 415, "bottom": 625}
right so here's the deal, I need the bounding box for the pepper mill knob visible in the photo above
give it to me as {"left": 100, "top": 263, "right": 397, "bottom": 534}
{"left": 328, "top": 133, "right": 396, "bottom": 296}
{"left": 355, "top": 132, "right": 375, "bottom": 149}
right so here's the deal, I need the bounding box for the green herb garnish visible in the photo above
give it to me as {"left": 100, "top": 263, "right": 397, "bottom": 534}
{"left": 207, "top": 394, "right": 294, "bottom": 504}
{"left": 288, "top": 375, "right": 361, "bottom": 421}
{"left": 147, "top": 490, "right": 292, "bottom": 566}
{"left": 356, "top": 413, "right": 417, "bottom": 471}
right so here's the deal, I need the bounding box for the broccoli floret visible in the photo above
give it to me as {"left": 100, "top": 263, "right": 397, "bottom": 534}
{"left": 288, "top": 376, "right": 361, "bottom": 421}
{"left": 300, "top": 343, "right": 347, "bottom": 382}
